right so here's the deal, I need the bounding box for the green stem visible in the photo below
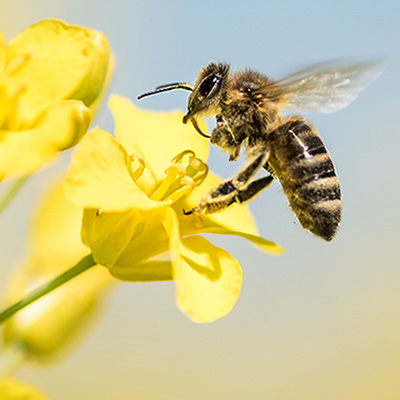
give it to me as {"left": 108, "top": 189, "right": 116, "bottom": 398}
{"left": 0, "top": 254, "right": 96, "bottom": 325}
{"left": 0, "top": 174, "right": 30, "bottom": 215}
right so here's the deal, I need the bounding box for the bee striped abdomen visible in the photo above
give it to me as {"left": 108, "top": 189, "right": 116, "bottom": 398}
{"left": 268, "top": 118, "right": 342, "bottom": 241}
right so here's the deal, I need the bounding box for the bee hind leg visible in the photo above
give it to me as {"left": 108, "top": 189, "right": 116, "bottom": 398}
{"left": 233, "top": 175, "right": 274, "bottom": 204}
{"left": 192, "top": 148, "right": 272, "bottom": 214}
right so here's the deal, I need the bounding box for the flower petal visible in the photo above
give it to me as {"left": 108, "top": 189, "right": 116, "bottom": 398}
{"left": 110, "top": 260, "right": 172, "bottom": 282}
{"left": 81, "top": 208, "right": 142, "bottom": 268}
{"left": 162, "top": 208, "right": 242, "bottom": 322}
{"left": 5, "top": 19, "right": 110, "bottom": 127}
{"left": 0, "top": 99, "right": 91, "bottom": 178}
{"left": 109, "top": 95, "right": 209, "bottom": 193}
{"left": 108, "top": 208, "right": 172, "bottom": 275}
{"left": 198, "top": 226, "right": 283, "bottom": 254}
{"left": 173, "top": 235, "right": 242, "bottom": 323}
{"left": 89, "top": 52, "right": 115, "bottom": 116}
{"left": 177, "top": 171, "right": 284, "bottom": 254}
{"left": 180, "top": 171, "right": 258, "bottom": 233}
{"left": 0, "top": 377, "right": 49, "bottom": 400}
{"left": 64, "top": 128, "right": 163, "bottom": 211}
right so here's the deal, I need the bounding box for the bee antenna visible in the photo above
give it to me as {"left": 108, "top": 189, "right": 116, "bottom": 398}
{"left": 137, "top": 82, "right": 193, "bottom": 100}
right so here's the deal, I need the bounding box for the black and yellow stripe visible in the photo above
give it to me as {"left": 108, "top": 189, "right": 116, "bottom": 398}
{"left": 268, "top": 117, "right": 341, "bottom": 241}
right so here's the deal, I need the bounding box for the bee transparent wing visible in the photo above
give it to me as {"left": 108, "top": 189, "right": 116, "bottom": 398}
{"left": 275, "top": 60, "right": 385, "bottom": 113}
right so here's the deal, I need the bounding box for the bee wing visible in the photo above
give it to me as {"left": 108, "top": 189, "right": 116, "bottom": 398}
{"left": 272, "top": 60, "right": 385, "bottom": 113}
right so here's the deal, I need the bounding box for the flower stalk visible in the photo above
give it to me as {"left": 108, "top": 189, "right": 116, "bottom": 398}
{"left": 0, "top": 254, "right": 96, "bottom": 324}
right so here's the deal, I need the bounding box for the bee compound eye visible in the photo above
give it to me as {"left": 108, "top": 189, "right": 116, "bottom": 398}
{"left": 198, "top": 75, "right": 221, "bottom": 98}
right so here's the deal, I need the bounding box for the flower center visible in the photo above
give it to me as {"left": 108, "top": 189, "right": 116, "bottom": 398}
{"left": 149, "top": 150, "right": 208, "bottom": 203}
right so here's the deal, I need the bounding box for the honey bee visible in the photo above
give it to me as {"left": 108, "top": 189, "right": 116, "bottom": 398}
{"left": 138, "top": 60, "right": 383, "bottom": 241}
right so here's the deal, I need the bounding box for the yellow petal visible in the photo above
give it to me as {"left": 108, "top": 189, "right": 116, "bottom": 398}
{"left": 109, "top": 95, "right": 209, "bottom": 194}
{"left": 200, "top": 226, "right": 283, "bottom": 254}
{"left": 108, "top": 208, "right": 172, "bottom": 275}
{"left": 64, "top": 127, "right": 163, "bottom": 211}
{"left": 0, "top": 377, "right": 49, "bottom": 400}
{"left": 5, "top": 19, "right": 110, "bottom": 127}
{"left": 180, "top": 171, "right": 258, "bottom": 234}
{"left": 162, "top": 208, "right": 242, "bottom": 322}
{"left": 85, "top": 207, "right": 174, "bottom": 279}
{"left": 0, "top": 99, "right": 91, "bottom": 178}
{"left": 173, "top": 235, "right": 242, "bottom": 323}
{"left": 89, "top": 52, "right": 115, "bottom": 116}
{"left": 177, "top": 171, "right": 284, "bottom": 254}
{"left": 110, "top": 260, "right": 172, "bottom": 282}
{"left": 81, "top": 208, "right": 142, "bottom": 268}
{"left": 180, "top": 216, "right": 283, "bottom": 254}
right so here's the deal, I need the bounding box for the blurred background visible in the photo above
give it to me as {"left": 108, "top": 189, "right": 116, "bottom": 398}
{"left": 1, "top": 0, "right": 399, "bottom": 399}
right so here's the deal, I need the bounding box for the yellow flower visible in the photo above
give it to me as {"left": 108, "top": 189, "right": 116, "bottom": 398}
{"left": 0, "top": 377, "right": 48, "bottom": 400}
{"left": 65, "top": 95, "right": 282, "bottom": 322}
{"left": 0, "top": 19, "right": 110, "bottom": 179}
{"left": 2, "top": 175, "right": 114, "bottom": 361}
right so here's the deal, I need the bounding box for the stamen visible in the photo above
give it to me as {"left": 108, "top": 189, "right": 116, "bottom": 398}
{"left": 187, "top": 157, "right": 209, "bottom": 186}
{"left": 150, "top": 164, "right": 186, "bottom": 201}
{"left": 128, "top": 153, "right": 146, "bottom": 180}
{"left": 166, "top": 176, "right": 195, "bottom": 203}
{"left": 149, "top": 151, "right": 209, "bottom": 204}
{"left": 172, "top": 150, "right": 209, "bottom": 186}
{"left": 171, "top": 150, "right": 195, "bottom": 164}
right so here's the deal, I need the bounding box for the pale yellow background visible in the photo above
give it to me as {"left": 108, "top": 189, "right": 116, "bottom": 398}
{"left": 1, "top": 0, "right": 399, "bottom": 399}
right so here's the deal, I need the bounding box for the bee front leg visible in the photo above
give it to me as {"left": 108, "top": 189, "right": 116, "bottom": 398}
{"left": 190, "top": 148, "right": 272, "bottom": 214}
{"left": 211, "top": 114, "right": 241, "bottom": 161}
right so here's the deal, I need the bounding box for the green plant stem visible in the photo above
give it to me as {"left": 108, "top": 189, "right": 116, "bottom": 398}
{"left": 0, "top": 174, "right": 30, "bottom": 215}
{"left": 0, "top": 254, "right": 96, "bottom": 325}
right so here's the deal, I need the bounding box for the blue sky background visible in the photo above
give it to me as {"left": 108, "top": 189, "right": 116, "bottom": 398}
{"left": 1, "top": 1, "right": 400, "bottom": 399}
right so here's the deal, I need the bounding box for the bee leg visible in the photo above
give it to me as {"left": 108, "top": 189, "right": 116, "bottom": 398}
{"left": 211, "top": 115, "right": 241, "bottom": 161}
{"left": 232, "top": 175, "right": 274, "bottom": 204}
{"left": 193, "top": 148, "right": 271, "bottom": 214}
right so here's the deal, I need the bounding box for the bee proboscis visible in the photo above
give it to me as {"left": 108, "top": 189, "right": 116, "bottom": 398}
{"left": 138, "top": 60, "right": 383, "bottom": 241}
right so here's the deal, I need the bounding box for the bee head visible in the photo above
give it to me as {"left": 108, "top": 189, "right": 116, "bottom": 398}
{"left": 183, "top": 62, "right": 230, "bottom": 124}
{"left": 137, "top": 62, "right": 230, "bottom": 139}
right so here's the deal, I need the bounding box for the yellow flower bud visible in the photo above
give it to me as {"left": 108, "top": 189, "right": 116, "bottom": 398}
{"left": 0, "top": 19, "right": 111, "bottom": 179}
